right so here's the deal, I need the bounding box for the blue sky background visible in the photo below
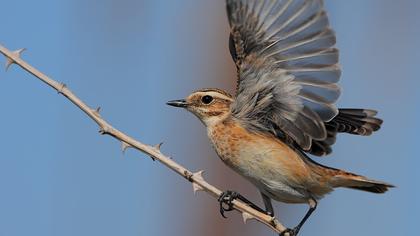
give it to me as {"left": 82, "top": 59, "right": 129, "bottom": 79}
{"left": 0, "top": 1, "right": 418, "bottom": 236}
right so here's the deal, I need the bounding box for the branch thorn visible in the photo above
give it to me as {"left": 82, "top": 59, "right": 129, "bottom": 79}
{"left": 154, "top": 142, "right": 163, "bottom": 151}
{"left": 99, "top": 126, "right": 110, "bottom": 135}
{"left": 5, "top": 58, "right": 13, "bottom": 71}
{"left": 148, "top": 155, "right": 156, "bottom": 161}
{"left": 92, "top": 106, "right": 101, "bottom": 117}
{"left": 192, "top": 170, "right": 205, "bottom": 194}
{"left": 121, "top": 141, "right": 132, "bottom": 153}
{"left": 242, "top": 212, "right": 254, "bottom": 224}
{"left": 145, "top": 142, "right": 164, "bottom": 161}
{"left": 5, "top": 48, "right": 26, "bottom": 71}
{"left": 58, "top": 83, "right": 67, "bottom": 94}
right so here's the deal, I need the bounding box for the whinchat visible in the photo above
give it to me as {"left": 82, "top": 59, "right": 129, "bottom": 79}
{"left": 167, "top": 1, "right": 393, "bottom": 235}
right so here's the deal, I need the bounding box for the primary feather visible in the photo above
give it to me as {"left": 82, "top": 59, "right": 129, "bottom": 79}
{"left": 227, "top": 0, "right": 341, "bottom": 151}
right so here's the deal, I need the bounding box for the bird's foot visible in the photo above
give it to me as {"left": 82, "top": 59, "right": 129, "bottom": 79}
{"left": 279, "top": 227, "right": 300, "bottom": 236}
{"left": 218, "top": 190, "right": 239, "bottom": 218}
{"left": 218, "top": 190, "right": 274, "bottom": 218}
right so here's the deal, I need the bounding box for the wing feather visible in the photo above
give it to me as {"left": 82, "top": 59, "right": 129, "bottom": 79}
{"left": 227, "top": 0, "right": 341, "bottom": 150}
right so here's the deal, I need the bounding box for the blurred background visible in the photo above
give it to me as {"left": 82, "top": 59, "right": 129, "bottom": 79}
{"left": 0, "top": 0, "right": 418, "bottom": 235}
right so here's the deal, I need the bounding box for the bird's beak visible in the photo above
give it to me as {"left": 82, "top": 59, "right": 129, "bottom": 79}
{"left": 166, "top": 99, "right": 188, "bottom": 108}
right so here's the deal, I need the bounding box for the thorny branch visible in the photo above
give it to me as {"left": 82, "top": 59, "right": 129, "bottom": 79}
{"left": 0, "top": 44, "right": 290, "bottom": 235}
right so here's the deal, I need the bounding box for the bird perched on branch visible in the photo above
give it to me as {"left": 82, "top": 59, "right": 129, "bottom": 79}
{"left": 167, "top": 0, "right": 393, "bottom": 235}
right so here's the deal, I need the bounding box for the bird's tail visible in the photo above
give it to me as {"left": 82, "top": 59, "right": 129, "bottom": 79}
{"left": 330, "top": 171, "right": 394, "bottom": 194}
{"left": 332, "top": 108, "right": 383, "bottom": 136}
{"left": 309, "top": 108, "right": 383, "bottom": 156}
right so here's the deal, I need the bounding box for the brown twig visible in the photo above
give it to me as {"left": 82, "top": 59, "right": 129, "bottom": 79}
{"left": 0, "top": 43, "right": 289, "bottom": 235}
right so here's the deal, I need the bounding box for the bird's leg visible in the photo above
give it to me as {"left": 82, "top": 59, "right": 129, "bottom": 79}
{"left": 260, "top": 192, "right": 274, "bottom": 217}
{"left": 280, "top": 198, "right": 318, "bottom": 236}
{"left": 218, "top": 190, "right": 266, "bottom": 218}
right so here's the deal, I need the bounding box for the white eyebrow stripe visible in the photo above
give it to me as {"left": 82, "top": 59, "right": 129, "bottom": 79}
{"left": 196, "top": 91, "right": 234, "bottom": 101}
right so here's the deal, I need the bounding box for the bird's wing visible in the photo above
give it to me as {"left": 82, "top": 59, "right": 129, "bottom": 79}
{"left": 227, "top": 0, "right": 341, "bottom": 151}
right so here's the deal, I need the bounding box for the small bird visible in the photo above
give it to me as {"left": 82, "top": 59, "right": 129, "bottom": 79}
{"left": 167, "top": 0, "right": 393, "bottom": 235}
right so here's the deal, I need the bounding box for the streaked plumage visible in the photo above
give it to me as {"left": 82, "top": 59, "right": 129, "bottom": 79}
{"left": 167, "top": 1, "right": 393, "bottom": 235}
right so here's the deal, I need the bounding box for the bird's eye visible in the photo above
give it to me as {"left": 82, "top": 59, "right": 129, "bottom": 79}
{"left": 201, "top": 95, "right": 214, "bottom": 104}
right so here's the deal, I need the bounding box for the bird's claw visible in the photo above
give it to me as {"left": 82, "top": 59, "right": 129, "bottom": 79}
{"left": 279, "top": 227, "right": 298, "bottom": 236}
{"left": 218, "top": 190, "right": 239, "bottom": 218}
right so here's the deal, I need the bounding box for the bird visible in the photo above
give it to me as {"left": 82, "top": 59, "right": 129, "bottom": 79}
{"left": 167, "top": 0, "right": 394, "bottom": 235}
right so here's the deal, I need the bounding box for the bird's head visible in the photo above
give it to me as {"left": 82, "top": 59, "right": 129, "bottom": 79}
{"left": 167, "top": 88, "right": 234, "bottom": 127}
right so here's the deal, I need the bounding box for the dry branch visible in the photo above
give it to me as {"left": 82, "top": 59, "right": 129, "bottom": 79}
{"left": 0, "top": 43, "right": 290, "bottom": 235}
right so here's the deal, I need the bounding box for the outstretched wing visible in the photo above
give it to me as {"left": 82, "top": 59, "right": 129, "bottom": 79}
{"left": 227, "top": 0, "right": 341, "bottom": 151}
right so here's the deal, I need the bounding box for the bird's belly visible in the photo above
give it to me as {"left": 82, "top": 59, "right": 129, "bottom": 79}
{"left": 209, "top": 124, "right": 311, "bottom": 203}
{"left": 230, "top": 145, "right": 310, "bottom": 203}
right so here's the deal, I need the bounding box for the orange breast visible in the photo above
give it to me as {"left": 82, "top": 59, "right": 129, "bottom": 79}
{"left": 208, "top": 119, "right": 311, "bottom": 184}
{"left": 208, "top": 119, "right": 245, "bottom": 167}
